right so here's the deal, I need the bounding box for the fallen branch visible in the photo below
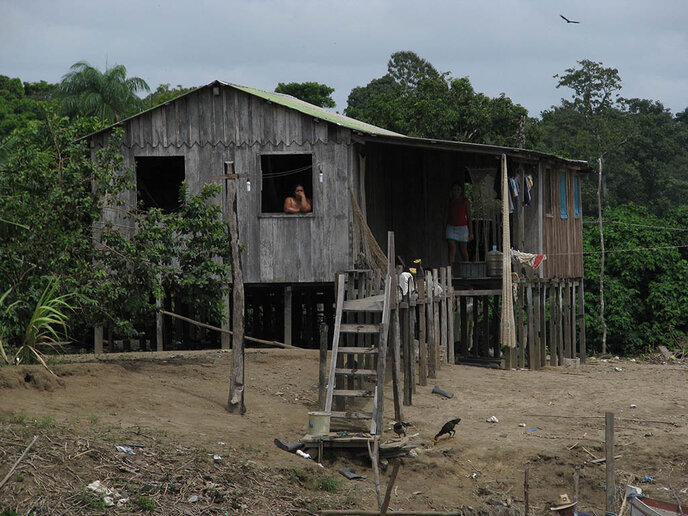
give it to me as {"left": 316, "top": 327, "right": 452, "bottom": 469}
{"left": 160, "top": 310, "right": 297, "bottom": 349}
{"left": 668, "top": 471, "right": 685, "bottom": 516}
{"left": 381, "top": 460, "right": 401, "bottom": 515}
{"left": 525, "top": 414, "right": 678, "bottom": 426}
{"left": 320, "top": 512, "right": 462, "bottom": 516}
{"left": 0, "top": 435, "right": 38, "bottom": 490}
{"left": 367, "top": 436, "right": 382, "bottom": 509}
{"left": 588, "top": 454, "right": 621, "bottom": 465}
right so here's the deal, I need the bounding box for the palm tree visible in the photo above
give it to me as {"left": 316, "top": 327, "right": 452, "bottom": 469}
{"left": 58, "top": 61, "right": 150, "bottom": 123}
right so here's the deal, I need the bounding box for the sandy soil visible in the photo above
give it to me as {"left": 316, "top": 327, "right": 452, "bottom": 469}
{"left": 1, "top": 348, "right": 687, "bottom": 514}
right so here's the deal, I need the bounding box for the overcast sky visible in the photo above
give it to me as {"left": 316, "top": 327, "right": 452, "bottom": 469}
{"left": 2, "top": 0, "right": 687, "bottom": 118}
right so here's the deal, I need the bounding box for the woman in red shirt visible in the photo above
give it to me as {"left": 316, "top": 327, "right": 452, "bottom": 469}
{"left": 446, "top": 182, "right": 473, "bottom": 264}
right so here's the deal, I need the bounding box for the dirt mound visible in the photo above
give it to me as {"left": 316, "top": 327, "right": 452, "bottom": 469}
{"left": 0, "top": 366, "right": 65, "bottom": 391}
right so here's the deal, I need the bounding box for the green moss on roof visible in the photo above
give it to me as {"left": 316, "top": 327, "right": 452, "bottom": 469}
{"left": 224, "top": 82, "right": 403, "bottom": 137}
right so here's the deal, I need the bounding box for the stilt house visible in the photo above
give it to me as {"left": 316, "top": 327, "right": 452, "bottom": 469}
{"left": 85, "top": 80, "right": 592, "bottom": 369}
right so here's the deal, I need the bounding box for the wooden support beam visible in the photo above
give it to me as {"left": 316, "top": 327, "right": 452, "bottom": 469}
{"left": 401, "top": 294, "right": 411, "bottom": 406}
{"left": 439, "top": 267, "right": 447, "bottom": 364}
{"left": 606, "top": 412, "right": 615, "bottom": 515}
{"left": 549, "top": 283, "right": 556, "bottom": 366}
{"left": 432, "top": 269, "right": 441, "bottom": 371}
{"left": 459, "top": 296, "right": 468, "bottom": 361}
{"left": 94, "top": 325, "right": 103, "bottom": 355}
{"left": 564, "top": 281, "right": 572, "bottom": 358}
{"left": 284, "top": 286, "right": 292, "bottom": 347}
{"left": 426, "top": 271, "right": 436, "bottom": 379}
{"left": 578, "top": 279, "right": 586, "bottom": 363}
{"left": 446, "top": 267, "right": 455, "bottom": 364}
{"left": 417, "top": 277, "right": 427, "bottom": 386}
{"left": 539, "top": 283, "right": 547, "bottom": 367}
{"left": 156, "top": 296, "right": 164, "bottom": 352}
{"left": 534, "top": 283, "right": 542, "bottom": 368}
{"left": 517, "top": 283, "right": 525, "bottom": 368}
{"left": 225, "top": 168, "right": 246, "bottom": 415}
{"left": 221, "top": 293, "right": 231, "bottom": 349}
{"left": 318, "top": 323, "right": 328, "bottom": 410}
{"left": 527, "top": 284, "right": 536, "bottom": 370}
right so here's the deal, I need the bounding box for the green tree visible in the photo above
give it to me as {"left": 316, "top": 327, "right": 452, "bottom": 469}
{"left": 144, "top": 83, "right": 196, "bottom": 108}
{"left": 345, "top": 51, "right": 531, "bottom": 146}
{"left": 275, "top": 82, "right": 335, "bottom": 108}
{"left": 0, "top": 76, "right": 58, "bottom": 140}
{"left": 57, "top": 61, "right": 150, "bottom": 123}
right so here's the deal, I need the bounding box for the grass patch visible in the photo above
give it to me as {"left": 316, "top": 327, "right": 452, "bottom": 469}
{"left": 312, "top": 475, "right": 342, "bottom": 493}
{"left": 132, "top": 496, "right": 156, "bottom": 511}
{"left": 37, "top": 415, "right": 54, "bottom": 429}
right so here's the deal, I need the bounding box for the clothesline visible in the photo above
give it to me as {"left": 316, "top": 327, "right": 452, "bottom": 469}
{"left": 582, "top": 220, "right": 688, "bottom": 232}
{"left": 545, "top": 244, "right": 688, "bottom": 257}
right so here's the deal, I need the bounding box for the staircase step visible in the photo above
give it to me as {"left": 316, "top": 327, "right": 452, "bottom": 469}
{"left": 340, "top": 323, "right": 380, "bottom": 334}
{"left": 342, "top": 295, "right": 385, "bottom": 312}
{"left": 333, "top": 389, "right": 375, "bottom": 397}
{"left": 329, "top": 410, "right": 373, "bottom": 419}
{"left": 335, "top": 368, "right": 377, "bottom": 376}
{"left": 338, "top": 347, "right": 378, "bottom": 354}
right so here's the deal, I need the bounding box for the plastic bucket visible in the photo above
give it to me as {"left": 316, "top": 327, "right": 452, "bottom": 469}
{"left": 308, "top": 411, "right": 331, "bottom": 435}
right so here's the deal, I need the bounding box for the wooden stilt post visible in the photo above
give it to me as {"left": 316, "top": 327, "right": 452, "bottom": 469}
{"left": 223, "top": 163, "right": 246, "bottom": 415}
{"left": 606, "top": 411, "right": 615, "bottom": 515}
{"left": 534, "top": 282, "right": 542, "bottom": 368}
{"left": 564, "top": 281, "right": 572, "bottom": 358}
{"left": 571, "top": 281, "right": 577, "bottom": 360}
{"left": 318, "top": 322, "right": 328, "bottom": 410}
{"left": 402, "top": 290, "right": 411, "bottom": 406}
{"left": 527, "top": 283, "right": 536, "bottom": 369}
{"left": 156, "top": 296, "right": 164, "bottom": 352}
{"left": 94, "top": 325, "right": 103, "bottom": 354}
{"left": 557, "top": 282, "right": 564, "bottom": 365}
{"left": 439, "top": 267, "right": 447, "bottom": 364}
{"left": 426, "top": 271, "right": 436, "bottom": 379}
{"left": 447, "top": 267, "right": 455, "bottom": 364}
{"left": 409, "top": 295, "right": 417, "bottom": 395}
{"left": 389, "top": 234, "right": 403, "bottom": 422}
{"left": 540, "top": 282, "right": 547, "bottom": 367}
{"left": 432, "top": 268, "right": 441, "bottom": 372}
{"left": 549, "top": 282, "right": 556, "bottom": 366}
{"left": 517, "top": 281, "right": 525, "bottom": 368}
{"left": 417, "top": 277, "right": 427, "bottom": 386}
{"left": 460, "top": 295, "right": 468, "bottom": 362}
{"left": 284, "top": 286, "right": 293, "bottom": 347}
{"left": 578, "top": 279, "right": 586, "bottom": 363}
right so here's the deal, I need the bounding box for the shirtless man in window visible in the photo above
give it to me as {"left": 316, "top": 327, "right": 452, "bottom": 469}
{"left": 283, "top": 184, "right": 312, "bottom": 213}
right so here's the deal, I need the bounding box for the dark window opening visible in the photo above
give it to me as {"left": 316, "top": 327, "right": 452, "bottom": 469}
{"left": 136, "top": 156, "right": 185, "bottom": 212}
{"left": 261, "top": 154, "right": 313, "bottom": 213}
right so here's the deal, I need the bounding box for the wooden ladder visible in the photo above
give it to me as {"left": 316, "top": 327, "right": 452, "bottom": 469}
{"left": 324, "top": 271, "right": 392, "bottom": 434}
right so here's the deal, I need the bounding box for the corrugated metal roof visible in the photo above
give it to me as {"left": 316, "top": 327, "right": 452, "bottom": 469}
{"left": 220, "top": 81, "right": 403, "bottom": 137}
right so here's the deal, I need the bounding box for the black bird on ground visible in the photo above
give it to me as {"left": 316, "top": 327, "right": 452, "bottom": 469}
{"left": 433, "top": 418, "right": 461, "bottom": 443}
{"left": 560, "top": 14, "right": 580, "bottom": 24}
{"left": 393, "top": 421, "right": 412, "bottom": 437}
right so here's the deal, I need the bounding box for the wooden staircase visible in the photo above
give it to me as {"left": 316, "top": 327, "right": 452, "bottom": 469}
{"left": 324, "top": 271, "right": 392, "bottom": 434}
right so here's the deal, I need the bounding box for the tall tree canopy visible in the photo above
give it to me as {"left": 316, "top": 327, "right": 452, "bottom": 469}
{"left": 345, "top": 51, "right": 534, "bottom": 146}
{"left": 57, "top": 61, "right": 150, "bottom": 123}
{"left": 275, "top": 82, "right": 335, "bottom": 108}
{"left": 144, "top": 83, "right": 197, "bottom": 108}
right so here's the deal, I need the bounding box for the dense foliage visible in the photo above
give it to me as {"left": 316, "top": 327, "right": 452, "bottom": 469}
{"left": 275, "top": 81, "right": 336, "bottom": 108}
{"left": 346, "top": 51, "right": 537, "bottom": 146}
{"left": 0, "top": 108, "right": 231, "bottom": 353}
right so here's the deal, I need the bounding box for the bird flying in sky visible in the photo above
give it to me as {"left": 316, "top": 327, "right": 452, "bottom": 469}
{"left": 560, "top": 14, "right": 580, "bottom": 24}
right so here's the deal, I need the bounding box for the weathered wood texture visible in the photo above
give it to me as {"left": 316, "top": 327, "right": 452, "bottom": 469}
{"left": 542, "top": 166, "right": 584, "bottom": 278}
{"left": 92, "top": 84, "right": 354, "bottom": 284}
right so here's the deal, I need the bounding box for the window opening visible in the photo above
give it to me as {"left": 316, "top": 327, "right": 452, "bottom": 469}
{"left": 559, "top": 171, "right": 568, "bottom": 219}
{"left": 573, "top": 175, "right": 581, "bottom": 217}
{"left": 544, "top": 168, "right": 552, "bottom": 215}
{"left": 136, "top": 156, "right": 185, "bottom": 212}
{"left": 261, "top": 154, "right": 313, "bottom": 213}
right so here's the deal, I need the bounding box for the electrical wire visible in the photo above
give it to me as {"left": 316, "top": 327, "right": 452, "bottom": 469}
{"left": 582, "top": 219, "right": 688, "bottom": 232}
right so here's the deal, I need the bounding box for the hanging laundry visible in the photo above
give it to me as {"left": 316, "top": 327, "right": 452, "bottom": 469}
{"left": 510, "top": 249, "right": 546, "bottom": 270}
{"left": 524, "top": 175, "right": 533, "bottom": 206}
{"left": 508, "top": 177, "right": 520, "bottom": 217}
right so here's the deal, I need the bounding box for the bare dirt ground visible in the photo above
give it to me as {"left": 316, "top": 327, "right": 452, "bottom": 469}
{"left": 1, "top": 348, "right": 687, "bottom": 515}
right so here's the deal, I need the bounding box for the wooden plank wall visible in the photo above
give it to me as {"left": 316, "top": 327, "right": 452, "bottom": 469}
{"left": 93, "top": 84, "right": 355, "bottom": 284}
{"left": 542, "top": 165, "right": 584, "bottom": 278}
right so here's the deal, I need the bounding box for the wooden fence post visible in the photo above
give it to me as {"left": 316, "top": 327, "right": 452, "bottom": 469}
{"left": 417, "top": 277, "right": 427, "bottom": 386}
{"left": 606, "top": 412, "right": 615, "bottom": 515}
{"left": 439, "top": 267, "right": 447, "bottom": 364}
{"left": 578, "top": 280, "right": 586, "bottom": 363}
{"left": 527, "top": 283, "right": 536, "bottom": 370}
{"left": 318, "top": 322, "right": 328, "bottom": 410}
{"left": 447, "top": 266, "right": 455, "bottom": 364}
{"left": 432, "top": 269, "right": 441, "bottom": 372}
{"left": 426, "top": 270, "right": 436, "bottom": 379}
